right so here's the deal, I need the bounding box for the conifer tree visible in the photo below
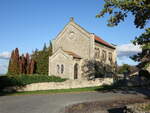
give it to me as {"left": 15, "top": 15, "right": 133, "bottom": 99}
{"left": 26, "top": 53, "right": 30, "bottom": 74}
{"left": 13, "top": 48, "right": 20, "bottom": 75}
{"left": 31, "top": 41, "right": 52, "bottom": 75}
{"left": 43, "top": 43, "right": 47, "bottom": 51}
{"left": 21, "top": 54, "right": 26, "bottom": 74}
{"left": 29, "top": 59, "right": 35, "bottom": 74}
{"left": 8, "top": 48, "right": 36, "bottom": 75}
{"left": 131, "top": 28, "right": 150, "bottom": 68}
{"left": 8, "top": 50, "right": 15, "bottom": 74}
{"left": 8, "top": 48, "right": 20, "bottom": 75}
{"left": 19, "top": 56, "right": 23, "bottom": 74}
{"left": 19, "top": 54, "right": 26, "bottom": 74}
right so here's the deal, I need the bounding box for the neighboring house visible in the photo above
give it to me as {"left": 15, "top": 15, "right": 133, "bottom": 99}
{"left": 49, "top": 18, "right": 117, "bottom": 80}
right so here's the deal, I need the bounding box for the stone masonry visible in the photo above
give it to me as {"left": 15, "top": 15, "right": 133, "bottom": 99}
{"left": 49, "top": 18, "right": 117, "bottom": 80}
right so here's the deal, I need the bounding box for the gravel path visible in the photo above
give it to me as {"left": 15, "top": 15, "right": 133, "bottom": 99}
{"left": 0, "top": 90, "right": 149, "bottom": 113}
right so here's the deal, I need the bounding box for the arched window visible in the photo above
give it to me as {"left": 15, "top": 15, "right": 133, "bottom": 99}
{"left": 108, "top": 52, "right": 113, "bottom": 63}
{"left": 95, "top": 48, "right": 100, "bottom": 59}
{"left": 57, "top": 65, "right": 60, "bottom": 74}
{"left": 61, "top": 64, "right": 64, "bottom": 74}
{"left": 74, "top": 63, "right": 78, "bottom": 79}
{"left": 102, "top": 50, "right": 107, "bottom": 61}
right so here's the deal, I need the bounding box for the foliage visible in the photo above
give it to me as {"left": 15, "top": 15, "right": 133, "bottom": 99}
{"left": 0, "top": 75, "right": 66, "bottom": 91}
{"left": 82, "top": 60, "right": 115, "bottom": 80}
{"left": 118, "top": 64, "right": 130, "bottom": 74}
{"left": 8, "top": 48, "right": 36, "bottom": 75}
{"left": 117, "top": 64, "right": 138, "bottom": 74}
{"left": 113, "top": 79, "right": 126, "bottom": 87}
{"left": 31, "top": 41, "right": 52, "bottom": 75}
{"left": 8, "top": 41, "right": 52, "bottom": 75}
{"left": 97, "top": 0, "right": 150, "bottom": 68}
{"left": 139, "top": 69, "right": 150, "bottom": 79}
{"left": 97, "top": 0, "right": 150, "bottom": 28}
{"left": 131, "top": 28, "right": 150, "bottom": 68}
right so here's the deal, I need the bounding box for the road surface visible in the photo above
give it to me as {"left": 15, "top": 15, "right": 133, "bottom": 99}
{"left": 0, "top": 90, "right": 149, "bottom": 113}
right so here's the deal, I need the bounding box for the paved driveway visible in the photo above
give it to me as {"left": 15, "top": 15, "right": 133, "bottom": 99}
{"left": 0, "top": 91, "right": 148, "bottom": 113}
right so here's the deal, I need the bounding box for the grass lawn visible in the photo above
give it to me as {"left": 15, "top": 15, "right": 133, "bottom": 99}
{"left": 0, "top": 85, "right": 114, "bottom": 96}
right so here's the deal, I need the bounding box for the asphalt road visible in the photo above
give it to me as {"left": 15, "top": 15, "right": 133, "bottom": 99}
{"left": 0, "top": 91, "right": 148, "bottom": 113}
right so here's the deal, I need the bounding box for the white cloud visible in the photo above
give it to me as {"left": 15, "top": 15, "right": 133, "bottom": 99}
{"left": 0, "top": 59, "right": 9, "bottom": 74}
{"left": 0, "top": 51, "right": 10, "bottom": 74}
{"left": 117, "top": 57, "right": 139, "bottom": 66}
{"left": 117, "top": 43, "right": 141, "bottom": 58}
{"left": 0, "top": 51, "right": 11, "bottom": 59}
{"left": 116, "top": 43, "right": 141, "bottom": 66}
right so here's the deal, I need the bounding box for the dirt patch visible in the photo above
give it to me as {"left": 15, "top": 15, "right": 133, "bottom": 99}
{"left": 64, "top": 97, "right": 150, "bottom": 113}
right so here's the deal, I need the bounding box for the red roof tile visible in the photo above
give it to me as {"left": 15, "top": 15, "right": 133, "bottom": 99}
{"left": 94, "top": 35, "right": 115, "bottom": 49}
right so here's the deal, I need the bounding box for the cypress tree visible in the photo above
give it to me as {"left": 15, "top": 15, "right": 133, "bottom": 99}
{"left": 13, "top": 48, "right": 20, "bottom": 75}
{"left": 8, "top": 50, "right": 15, "bottom": 75}
{"left": 30, "top": 59, "right": 35, "bottom": 74}
{"left": 19, "top": 56, "right": 23, "bottom": 74}
{"left": 8, "top": 48, "right": 20, "bottom": 75}
{"left": 26, "top": 53, "right": 30, "bottom": 74}
{"left": 8, "top": 48, "right": 36, "bottom": 75}
{"left": 19, "top": 54, "right": 26, "bottom": 74}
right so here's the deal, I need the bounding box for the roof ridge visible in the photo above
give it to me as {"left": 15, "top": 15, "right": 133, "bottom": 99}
{"left": 71, "top": 19, "right": 115, "bottom": 49}
{"left": 63, "top": 50, "right": 81, "bottom": 59}
{"left": 94, "top": 35, "right": 115, "bottom": 49}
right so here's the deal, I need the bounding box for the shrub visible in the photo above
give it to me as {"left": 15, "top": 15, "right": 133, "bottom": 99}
{"left": 0, "top": 75, "right": 66, "bottom": 91}
{"left": 139, "top": 70, "right": 150, "bottom": 79}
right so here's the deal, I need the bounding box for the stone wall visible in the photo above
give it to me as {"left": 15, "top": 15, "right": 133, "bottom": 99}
{"left": 125, "top": 102, "right": 150, "bottom": 113}
{"left": 49, "top": 50, "right": 74, "bottom": 79}
{"left": 95, "top": 42, "right": 116, "bottom": 65}
{"left": 13, "top": 78, "right": 113, "bottom": 92}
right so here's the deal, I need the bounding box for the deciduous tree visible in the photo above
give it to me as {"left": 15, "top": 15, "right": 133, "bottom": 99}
{"left": 97, "top": 0, "right": 150, "bottom": 68}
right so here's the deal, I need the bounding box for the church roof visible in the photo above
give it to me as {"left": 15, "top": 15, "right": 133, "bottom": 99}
{"left": 69, "top": 18, "right": 115, "bottom": 49}
{"left": 64, "top": 50, "right": 81, "bottom": 59}
{"left": 94, "top": 35, "right": 115, "bottom": 49}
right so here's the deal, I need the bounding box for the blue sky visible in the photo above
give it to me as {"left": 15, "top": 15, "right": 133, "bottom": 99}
{"left": 0, "top": 0, "right": 145, "bottom": 74}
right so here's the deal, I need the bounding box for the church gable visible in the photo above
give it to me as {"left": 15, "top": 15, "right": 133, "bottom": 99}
{"left": 53, "top": 18, "right": 93, "bottom": 59}
{"left": 54, "top": 18, "right": 90, "bottom": 43}
{"left": 49, "top": 18, "right": 117, "bottom": 79}
{"left": 49, "top": 48, "right": 72, "bottom": 61}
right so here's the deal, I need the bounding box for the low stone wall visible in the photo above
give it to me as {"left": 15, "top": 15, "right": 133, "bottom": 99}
{"left": 125, "top": 102, "right": 150, "bottom": 113}
{"left": 14, "top": 78, "right": 113, "bottom": 92}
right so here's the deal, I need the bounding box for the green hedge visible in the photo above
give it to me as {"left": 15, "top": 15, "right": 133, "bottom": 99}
{"left": 0, "top": 75, "right": 66, "bottom": 91}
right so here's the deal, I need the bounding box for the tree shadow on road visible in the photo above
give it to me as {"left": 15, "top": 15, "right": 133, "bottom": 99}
{"left": 108, "top": 107, "right": 125, "bottom": 113}
{"left": 95, "top": 85, "right": 150, "bottom": 99}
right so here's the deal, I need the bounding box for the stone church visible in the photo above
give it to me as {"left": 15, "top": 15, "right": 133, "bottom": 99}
{"left": 49, "top": 18, "right": 117, "bottom": 80}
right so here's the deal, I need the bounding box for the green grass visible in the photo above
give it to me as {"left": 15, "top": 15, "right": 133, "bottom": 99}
{"left": 0, "top": 85, "right": 114, "bottom": 96}
{"left": 0, "top": 74, "right": 67, "bottom": 91}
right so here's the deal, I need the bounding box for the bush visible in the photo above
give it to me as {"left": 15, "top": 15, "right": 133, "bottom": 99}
{"left": 113, "top": 79, "right": 126, "bottom": 87}
{"left": 0, "top": 75, "right": 66, "bottom": 91}
{"left": 139, "top": 70, "right": 150, "bottom": 79}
